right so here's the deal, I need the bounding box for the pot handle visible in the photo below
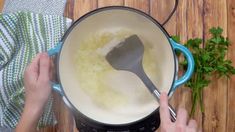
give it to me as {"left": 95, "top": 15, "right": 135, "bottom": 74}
{"left": 48, "top": 42, "right": 62, "bottom": 56}
{"left": 48, "top": 42, "right": 64, "bottom": 95}
{"left": 50, "top": 82, "right": 72, "bottom": 108}
{"left": 50, "top": 82, "right": 63, "bottom": 95}
{"left": 169, "top": 38, "right": 195, "bottom": 92}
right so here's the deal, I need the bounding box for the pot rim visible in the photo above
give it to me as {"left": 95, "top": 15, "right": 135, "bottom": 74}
{"left": 56, "top": 6, "right": 177, "bottom": 126}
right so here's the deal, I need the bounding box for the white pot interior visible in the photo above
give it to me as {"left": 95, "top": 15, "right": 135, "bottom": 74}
{"left": 58, "top": 8, "right": 175, "bottom": 125}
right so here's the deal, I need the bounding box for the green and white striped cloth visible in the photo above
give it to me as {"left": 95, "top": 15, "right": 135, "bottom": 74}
{"left": 0, "top": 11, "right": 71, "bottom": 128}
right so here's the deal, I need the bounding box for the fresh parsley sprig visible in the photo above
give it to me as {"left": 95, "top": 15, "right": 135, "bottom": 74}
{"left": 173, "top": 27, "right": 235, "bottom": 116}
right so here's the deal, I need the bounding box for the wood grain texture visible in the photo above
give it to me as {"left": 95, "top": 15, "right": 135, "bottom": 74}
{"left": 98, "top": 0, "right": 124, "bottom": 7}
{"left": 64, "top": 0, "right": 75, "bottom": 19}
{"left": 124, "top": 0, "right": 150, "bottom": 13}
{"left": 0, "top": 0, "right": 4, "bottom": 11}
{"left": 227, "top": 0, "right": 235, "bottom": 131}
{"left": 202, "top": 0, "right": 228, "bottom": 132}
{"left": 150, "top": 0, "right": 176, "bottom": 34}
{"left": 73, "top": 0, "right": 98, "bottom": 20}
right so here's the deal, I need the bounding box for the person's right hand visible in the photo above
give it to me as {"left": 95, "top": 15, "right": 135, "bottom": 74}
{"left": 159, "top": 92, "right": 198, "bottom": 132}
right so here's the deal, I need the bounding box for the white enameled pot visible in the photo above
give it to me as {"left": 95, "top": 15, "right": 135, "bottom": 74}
{"left": 48, "top": 6, "right": 194, "bottom": 131}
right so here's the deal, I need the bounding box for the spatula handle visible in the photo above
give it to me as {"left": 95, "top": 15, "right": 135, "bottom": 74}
{"left": 132, "top": 63, "right": 177, "bottom": 122}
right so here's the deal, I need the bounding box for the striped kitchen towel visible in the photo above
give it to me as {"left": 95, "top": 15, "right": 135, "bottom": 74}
{"left": 3, "top": 0, "right": 67, "bottom": 16}
{"left": 0, "top": 11, "right": 71, "bottom": 128}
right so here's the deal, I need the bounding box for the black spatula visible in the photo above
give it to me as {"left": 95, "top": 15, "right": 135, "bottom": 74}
{"left": 106, "top": 35, "right": 177, "bottom": 121}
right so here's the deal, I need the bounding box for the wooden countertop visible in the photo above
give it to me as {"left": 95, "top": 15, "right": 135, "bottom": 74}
{"left": 1, "top": 0, "right": 235, "bottom": 132}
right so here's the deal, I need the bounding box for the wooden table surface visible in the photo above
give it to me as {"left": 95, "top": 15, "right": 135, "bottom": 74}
{"left": 1, "top": 0, "right": 235, "bottom": 132}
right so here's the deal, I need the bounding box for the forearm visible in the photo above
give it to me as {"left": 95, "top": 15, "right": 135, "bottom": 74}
{"left": 15, "top": 103, "right": 43, "bottom": 132}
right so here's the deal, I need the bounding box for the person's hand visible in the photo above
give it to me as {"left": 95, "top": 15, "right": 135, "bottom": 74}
{"left": 159, "top": 92, "right": 198, "bottom": 132}
{"left": 24, "top": 53, "right": 52, "bottom": 111}
{"left": 16, "top": 53, "right": 52, "bottom": 132}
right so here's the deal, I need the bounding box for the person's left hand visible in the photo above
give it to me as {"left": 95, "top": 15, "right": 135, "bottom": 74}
{"left": 16, "top": 53, "right": 53, "bottom": 132}
{"left": 24, "top": 53, "right": 52, "bottom": 110}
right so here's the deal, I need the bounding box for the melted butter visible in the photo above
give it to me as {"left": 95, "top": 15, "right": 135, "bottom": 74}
{"left": 74, "top": 29, "right": 158, "bottom": 109}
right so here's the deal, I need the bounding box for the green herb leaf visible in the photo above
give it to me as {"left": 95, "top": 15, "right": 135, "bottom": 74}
{"left": 172, "top": 35, "right": 180, "bottom": 43}
{"left": 178, "top": 27, "right": 235, "bottom": 116}
{"left": 209, "top": 27, "right": 223, "bottom": 37}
